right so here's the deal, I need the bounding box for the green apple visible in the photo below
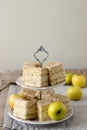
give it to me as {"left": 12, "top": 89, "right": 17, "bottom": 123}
{"left": 48, "top": 102, "right": 66, "bottom": 120}
{"left": 72, "top": 74, "right": 86, "bottom": 88}
{"left": 66, "top": 86, "right": 82, "bottom": 100}
{"left": 65, "top": 72, "right": 73, "bottom": 85}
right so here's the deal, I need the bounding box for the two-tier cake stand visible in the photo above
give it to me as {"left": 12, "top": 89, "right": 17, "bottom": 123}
{"left": 8, "top": 46, "right": 73, "bottom": 125}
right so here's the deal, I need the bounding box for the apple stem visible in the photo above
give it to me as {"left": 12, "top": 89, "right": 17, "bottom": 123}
{"left": 57, "top": 110, "right": 61, "bottom": 114}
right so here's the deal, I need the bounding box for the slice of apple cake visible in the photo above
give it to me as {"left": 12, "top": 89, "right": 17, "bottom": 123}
{"left": 22, "top": 62, "right": 49, "bottom": 87}
{"left": 44, "top": 61, "right": 65, "bottom": 86}
{"left": 19, "top": 88, "right": 36, "bottom": 99}
{"left": 37, "top": 100, "right": 55, "bottom": 121}
{"left": 13, "top": 98, "right": 37, "bottom": 120}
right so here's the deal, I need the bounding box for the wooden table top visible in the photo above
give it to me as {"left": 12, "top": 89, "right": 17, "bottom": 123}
{"left": 0, "top": 69, "right": 87, "bottom": 130}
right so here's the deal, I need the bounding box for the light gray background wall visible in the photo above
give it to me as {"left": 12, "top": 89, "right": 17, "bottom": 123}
{"left": 0, "top": 0, "right": 87, "bottom": 71}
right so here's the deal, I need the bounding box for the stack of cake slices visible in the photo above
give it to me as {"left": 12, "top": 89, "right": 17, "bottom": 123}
{"left": 22, "top": 61, "right": 65, "bottom": 87}
{"left": 13, "top": 87, "right": 72, "bottom": 121}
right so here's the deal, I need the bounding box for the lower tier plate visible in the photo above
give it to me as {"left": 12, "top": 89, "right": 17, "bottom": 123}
{"left": 8, "top": 108, "right": 73, "bottom": 125}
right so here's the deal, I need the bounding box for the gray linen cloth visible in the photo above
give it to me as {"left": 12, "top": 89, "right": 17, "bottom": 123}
{"left": 3, "top": 85, "right": 87, "bottom": 130}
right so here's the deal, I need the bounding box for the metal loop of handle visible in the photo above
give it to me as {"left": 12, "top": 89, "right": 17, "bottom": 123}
{"left": 34, "top": 46, "right": 49, "bottom": 66}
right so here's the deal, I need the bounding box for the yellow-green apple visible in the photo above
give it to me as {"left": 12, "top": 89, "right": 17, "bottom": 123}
{"left": 48, "top": 102, "right": 66, "bottom": 120}
{"left": 8, "top": 94, "right": 24, "bottom": 109}
{"left": 65, "top": 72, "right": 73, "bottom": 85}
{"left": 66, "top": 86, "right": 82, "bottom": 100}
{"left": 72, "top": 74, "right": 86, "bottom": 88}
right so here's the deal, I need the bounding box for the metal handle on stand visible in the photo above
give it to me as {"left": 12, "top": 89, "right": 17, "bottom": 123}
{"left": 34, "top": 46, "right": 49, "bottom": 67}
{"left": 34, "top": 46, "right": 49, "bottom": 99}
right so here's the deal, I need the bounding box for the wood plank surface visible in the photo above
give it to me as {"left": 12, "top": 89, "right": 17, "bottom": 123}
{"left": 81, "top": 69, "right": 87, "bottom": 79}
{"left": 65, "top": 69, "right": 81, "bottom": 74}
{"left": 0, "top": 69, "right": 87, "bottom": 129}
{"left": 0, "top": 70, "right": 21, "bottom": 90}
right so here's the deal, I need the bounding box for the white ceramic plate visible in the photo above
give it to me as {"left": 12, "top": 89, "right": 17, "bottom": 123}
{"left": 16, "top": 76, "right": 65, "bottom": 90}
{"left": 8, "top": 108, "right": 73, "bottom": 125}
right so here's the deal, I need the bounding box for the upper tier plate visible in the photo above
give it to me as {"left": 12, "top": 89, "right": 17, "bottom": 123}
{"left": 16, "top": 76, "right": 65, "bottom": 90}
{"left": 8, "top": 108, "right": 73, "bottom": 125}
